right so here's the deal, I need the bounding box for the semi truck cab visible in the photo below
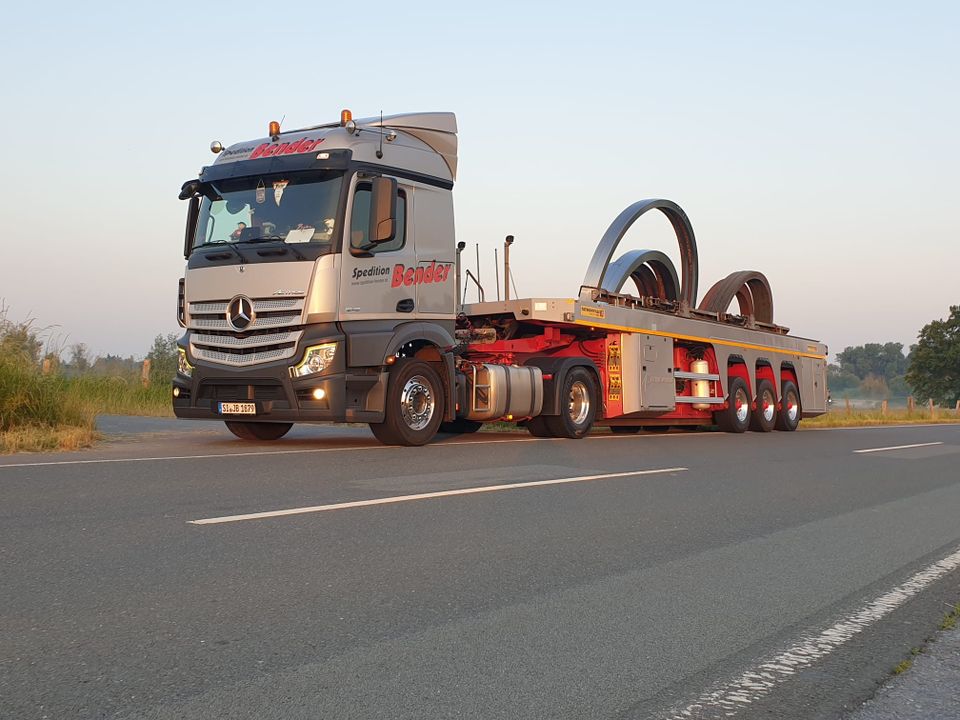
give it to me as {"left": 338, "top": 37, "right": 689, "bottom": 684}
{"left": 174, "top": 112, "right": 461, "bottom": 440}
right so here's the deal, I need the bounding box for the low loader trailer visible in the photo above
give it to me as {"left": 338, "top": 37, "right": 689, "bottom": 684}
{"left": 174, "top": 110, "right": 827, "bottom": 445}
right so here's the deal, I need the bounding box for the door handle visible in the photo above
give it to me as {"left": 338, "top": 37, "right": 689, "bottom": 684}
{"left": 396, "top": 298, "right": 415, "bottom": 313}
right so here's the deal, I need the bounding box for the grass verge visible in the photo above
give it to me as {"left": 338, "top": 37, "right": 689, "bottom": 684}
{"left": 0, "top": 425, "right": 99, "bottom": 454}
{"left": 1, "top": 361, "right": 171, "bottom": 454}
{"left": 804, "top": 408, "right": 960, "bottom": 428}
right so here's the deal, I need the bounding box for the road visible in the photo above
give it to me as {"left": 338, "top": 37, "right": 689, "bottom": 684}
{"left": 1, "top": 419, "right": 959, "bottom": 719}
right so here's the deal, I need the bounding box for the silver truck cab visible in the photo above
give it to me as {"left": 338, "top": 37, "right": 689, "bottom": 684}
{"left": 174, "top": 112, "right": 461, "bottom": 437}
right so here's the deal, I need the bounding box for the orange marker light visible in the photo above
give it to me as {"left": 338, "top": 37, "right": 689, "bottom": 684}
{"left": 268, "top": 120, "right": 281, "bottom": 138}
{"left": 340, "top": 109, "right": 353, "bottom": 126}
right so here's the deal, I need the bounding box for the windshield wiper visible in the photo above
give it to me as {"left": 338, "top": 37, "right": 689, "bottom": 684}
{"left": 193, "top": 240, "right": 249, "bottom": 262}
{"left": 236, "top": 236, "right": 308, "bottom": 260}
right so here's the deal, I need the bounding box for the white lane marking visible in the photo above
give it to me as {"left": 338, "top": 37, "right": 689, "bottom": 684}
{"left": 188, "top": 467, "right": 687, "bottom": 525}
{"left": 853, "top": 441, "right": 944, "bottom": 454}
{"left": 0, "top": 432, "right": 699, "bottom": 470}
{"left": 667, "top": 544, "right": 960, "bottom": 719}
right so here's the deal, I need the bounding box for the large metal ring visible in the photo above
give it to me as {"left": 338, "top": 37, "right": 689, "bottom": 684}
{"left": 600, "top": 249, "right": 680, "bottom": 301}
{"left": 698, "top": 270, "right": 774, "bottom": 324}
{"left": 582, "top": 199, "right": 699, "bottom": 308}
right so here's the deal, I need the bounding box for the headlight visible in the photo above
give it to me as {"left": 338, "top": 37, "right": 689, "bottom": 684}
{"left": 177, "top": 348, "right": 193, "bottom": 377}
{"left": 290, "top": 342, "right": 337, "bottom": 378}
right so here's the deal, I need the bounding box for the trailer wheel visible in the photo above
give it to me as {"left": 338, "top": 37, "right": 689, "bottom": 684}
{"left": 439, "top": 419, "right": 483, "bottom": 434}
{"left": 775, "top": 380, "right": 801, "bottom": 431}
{"left": 715, "top": 376, "right": 751, "bottom": 433}
{"left": 525, "top": 416, "right": 554, "bottom": 438}
{"left": 749, "top": 379, "right": 777, "bottom": 432}
{"left": 611, "top": 426, "right": 642, "bottom": 434}
{"left": 369, "top": 359, "right": 444, "bottom": 446}
{"left": 224, "top": 421, "right": 293, "bottom": 441}
{"left": 545, "top": 367, "right": 598, "bottom": 439}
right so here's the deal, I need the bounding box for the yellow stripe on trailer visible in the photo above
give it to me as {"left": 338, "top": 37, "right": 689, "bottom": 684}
{"left": 573, "top": 319, "right": 827, "bottom": 360}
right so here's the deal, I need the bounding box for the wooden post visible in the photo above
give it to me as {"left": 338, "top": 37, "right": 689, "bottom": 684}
{"left": 845, "top": 398, "right": 851, "bottom": 415}
{"left": 929, "top": 398, "right": 936, "bottom": 419}
{"left": 42, "top": 358, "right": 52, "bottom": 375}
{"left": 141, "top": 359, "right": 151, "bottom": 388}
{"left": 881, "top": 399, "right": 888, "bottom": 417}
{"left": 956, "top": 400, "right": 960, "bottom": 416}
{"left": 907, "top": 396, "right": 915, "bottom": 412}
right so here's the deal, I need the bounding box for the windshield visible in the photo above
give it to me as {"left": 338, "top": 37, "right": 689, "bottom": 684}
{"left": 192, "top": 172, "right": 343, "bottom": 254}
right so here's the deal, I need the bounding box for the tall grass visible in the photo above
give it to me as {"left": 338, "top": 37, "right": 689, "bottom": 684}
{"left": 65, "top": 375, "right": 172, "bottom": 417}
{"left": 0, "top": 306, "right": 172, "bottom": 453}
{"left": 0, "top": 359, "right": 92, "bottom": 432}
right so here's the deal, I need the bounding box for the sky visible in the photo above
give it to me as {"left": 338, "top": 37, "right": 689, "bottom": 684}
{"left": 1, "top": 0, "right": 957, "bottom": 360}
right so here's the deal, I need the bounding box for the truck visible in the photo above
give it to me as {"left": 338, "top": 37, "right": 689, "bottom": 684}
{"left": 174, "top": 110, "right": 828, "bottom": 445}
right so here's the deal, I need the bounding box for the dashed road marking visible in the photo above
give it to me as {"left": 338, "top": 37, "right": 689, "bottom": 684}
{"left": 188, "top": 467, "right": 688, "bottom": 525}
{"left": 854, "top": 441, "right": 944, "bottom": 454}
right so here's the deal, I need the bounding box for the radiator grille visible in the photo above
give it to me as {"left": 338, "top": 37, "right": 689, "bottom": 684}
{"left": 187, "top": 295, "right": 305, "bottom": 366}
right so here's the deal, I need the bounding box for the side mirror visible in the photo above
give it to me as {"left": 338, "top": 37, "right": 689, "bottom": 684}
{"left": 184, "top": 196, "right": 199, "bottom": 258}
{"left": 179, "top": 179, "right": 200, "bottom": 201}
{"left": 369, "top": 176, "right": 397, "bottom": 244}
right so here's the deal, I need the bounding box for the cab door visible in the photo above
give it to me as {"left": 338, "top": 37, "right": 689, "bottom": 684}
{"left": 338, "top": 176, "right": 416, "bottom": 321}
{"left": 413, "top": 184, "right": 456, "bottom": 318}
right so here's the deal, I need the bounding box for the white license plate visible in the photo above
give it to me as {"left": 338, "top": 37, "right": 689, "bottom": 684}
{"left": 219, "top": 402, "right": 256, "bottom": 415}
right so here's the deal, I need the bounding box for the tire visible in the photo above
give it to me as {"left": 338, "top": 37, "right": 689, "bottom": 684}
{"left": 715, "top": 375, "right": 751, "bottom": 433}
{"left": 224, "top": 421, "right": 293, "bottom": 441}
{"left": 439, "top": 419, "right": 483, "bottom": 434}
{"left": 369, "top": 359, "right": 445, "bottom": 446}
{"left": 775, "top": 379, "right": 801, "bottom": 431}
{"left": 525, "top": 416, "right": 554, "bottom": 438}
{"left": 610, "top": 426, "right": 642, "bottom": 434}
{"left": 544, "top": 367, "right": 598, "bottom": 439}
{"left": 749, "top": 379, "right": 777, "bottom": 432}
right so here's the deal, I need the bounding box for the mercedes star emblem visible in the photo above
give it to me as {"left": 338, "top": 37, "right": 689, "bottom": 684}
{"left": 227, "top": 296, "right": 254, "bottom": 331}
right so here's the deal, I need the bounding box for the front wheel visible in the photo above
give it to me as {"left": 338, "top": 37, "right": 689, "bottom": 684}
{"left": 369, "top": 359, "right": 445, "bottom": 446}
{"left": 225, "top": 421, "right": 293, "bottom": 441}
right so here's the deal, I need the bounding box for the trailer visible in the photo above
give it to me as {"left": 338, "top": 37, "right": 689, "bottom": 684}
{"left": 174, "top": 110, "right": 827, "bottom": 445}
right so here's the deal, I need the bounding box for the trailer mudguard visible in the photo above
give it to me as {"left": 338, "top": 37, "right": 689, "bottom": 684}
{"left": 523, "top": 356, "right": 602, "bottom": 417}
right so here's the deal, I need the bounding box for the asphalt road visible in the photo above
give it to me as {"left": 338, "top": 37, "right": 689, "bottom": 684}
{"left": 1, "top": 419, "right": 959, "bottom": 719}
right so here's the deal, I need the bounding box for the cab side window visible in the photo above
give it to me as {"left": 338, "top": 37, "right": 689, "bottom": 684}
{"left": 350, "top": 183, "right": 406, "bottom": 253}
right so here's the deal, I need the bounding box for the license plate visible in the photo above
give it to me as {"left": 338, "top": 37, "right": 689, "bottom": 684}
{"left": 218, "top": 402, "right": 256, "bottom": 415}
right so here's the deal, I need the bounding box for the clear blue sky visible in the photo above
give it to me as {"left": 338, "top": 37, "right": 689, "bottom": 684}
{"left": 1, "top": 0, "right": 957, "bottom": 359}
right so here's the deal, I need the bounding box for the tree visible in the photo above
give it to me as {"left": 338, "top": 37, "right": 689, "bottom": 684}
{"left": 68, "top": 343, "right": 91, "bottom": 373}
{"left": 906, "top": 306, "right": 960, "bottom": 406}
{"left": 836, "top": 342, "right": 908, "bottom": 380}
{"left": 827, "top": 363, "right": 860, "bottom": 393}
{"left": 0, "top": 323, "right": 43, "bottom": 364}
{"left": 858, "top": 374, "right": 890, "bottom": 399}
{"left": 146, "top": 333, "right": 179, "bottom": 385}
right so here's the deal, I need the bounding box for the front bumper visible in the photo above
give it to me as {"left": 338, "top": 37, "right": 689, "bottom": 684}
{"left": 172, "top": 329, "right": 386, "bottom": 424}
